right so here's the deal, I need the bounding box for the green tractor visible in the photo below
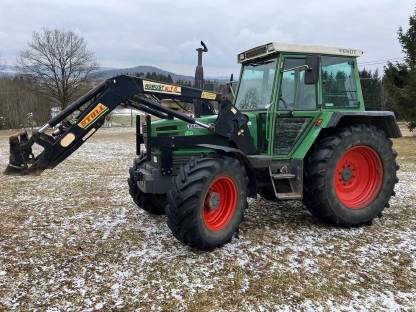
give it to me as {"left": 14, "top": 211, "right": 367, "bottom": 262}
{"left": 6, "top": 43, "right": 400, "bottom": 250}
{"left": 129, "top": 43, "right": 400, "bottom": 250}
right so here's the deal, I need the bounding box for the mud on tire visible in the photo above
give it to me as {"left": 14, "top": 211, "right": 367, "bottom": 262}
{"left": 303, "top": 124, "right": 399, "bottom": 226}
{"left": 128, "top": 154, "right": 167, "bottom": 215}
{"left": 166, "top": 156, "right": 248, "bottom": 250}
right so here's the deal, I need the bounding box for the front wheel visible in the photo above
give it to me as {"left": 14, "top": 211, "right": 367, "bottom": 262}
{"left": 303, "top": 124, "right": 399, "bottom": 226}
{"left": 166, "top": 156, "right": 248, "bottom": 250}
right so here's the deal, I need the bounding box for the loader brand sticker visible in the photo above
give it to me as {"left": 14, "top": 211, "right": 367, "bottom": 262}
{"left": 201, "top": 91, "right": 217, "bottom": 100}
{"left": 143, "top": 80, "right": 181, "bottom": 95}
{"left": 78, "top": 103, "right": 109, "bottom": 129}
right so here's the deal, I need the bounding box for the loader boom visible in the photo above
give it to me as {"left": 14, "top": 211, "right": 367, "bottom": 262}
{"left": 5, "top": 75, "right": 256, "bottom": 175}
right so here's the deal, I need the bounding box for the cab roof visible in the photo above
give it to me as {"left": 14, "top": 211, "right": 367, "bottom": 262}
{"left": 238, "top": 42, "right": 364, "bottom": 63}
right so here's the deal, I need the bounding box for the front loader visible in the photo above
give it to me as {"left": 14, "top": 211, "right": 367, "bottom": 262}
{"left": 5, "top": 75, "right": 253, "bottom": 175}
{"left": 5, "top": 42, "right": 401, "bottom": 250}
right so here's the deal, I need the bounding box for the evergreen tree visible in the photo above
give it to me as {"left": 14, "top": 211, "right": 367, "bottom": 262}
{"left": 384, "top": 8, "right": 416, "bottom": 131}
{"left": 360, "top": 69, "right": 382, "bottom": 110}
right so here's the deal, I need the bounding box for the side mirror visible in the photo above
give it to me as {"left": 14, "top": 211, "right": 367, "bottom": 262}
{"left": 305, "top": 55, "right": 319, "bottom": 85}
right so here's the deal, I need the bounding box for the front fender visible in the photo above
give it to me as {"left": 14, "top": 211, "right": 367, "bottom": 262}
{"left": 197, "top": 144, "right": 259, "bottom": 198}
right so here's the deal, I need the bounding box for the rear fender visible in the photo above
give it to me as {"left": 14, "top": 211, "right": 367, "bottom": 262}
{"left": 327, "top": 111, "right": 401, "bottom": 138}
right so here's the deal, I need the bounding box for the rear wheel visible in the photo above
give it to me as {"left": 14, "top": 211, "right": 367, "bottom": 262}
{"left": 128, "top": 155, "right": 167, "bottom": 215}
{"left": 303, "top": 124, "right": 398, "bottom": 226}
{"left": 166, "top": 156, "right": 248, "bottom": 250}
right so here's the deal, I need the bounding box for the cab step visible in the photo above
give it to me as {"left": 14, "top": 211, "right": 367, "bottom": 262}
{"left": 271, "top": 173, "right": 296, "bottom": 179}
{"left": 276, "top": 192, "right": 302, "bottom": 200}
{"left": 268, "top": 162, "right": 303, "bottom": 201}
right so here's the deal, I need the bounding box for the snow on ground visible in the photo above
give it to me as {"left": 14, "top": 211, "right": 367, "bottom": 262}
{"left": 0, "top": 128, "right": 415, "bottom": 311}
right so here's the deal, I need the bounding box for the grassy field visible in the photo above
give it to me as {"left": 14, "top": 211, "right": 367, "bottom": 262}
{"left": 0, "top": 127, "right": 415, "bottom": 311}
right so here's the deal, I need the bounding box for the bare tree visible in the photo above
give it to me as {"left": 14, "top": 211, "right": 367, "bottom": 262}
{"left": 18, "top": 28, "right": 98, "bottom": 109}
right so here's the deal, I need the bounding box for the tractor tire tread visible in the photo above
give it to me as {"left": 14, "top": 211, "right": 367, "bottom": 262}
{"left": 166, "top": 156, "right": 248, "bottom": 250}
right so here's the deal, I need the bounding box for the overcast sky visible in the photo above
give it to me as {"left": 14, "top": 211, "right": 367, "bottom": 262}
{"left": 0, "top": 0, "right": 414, "bottom": 76}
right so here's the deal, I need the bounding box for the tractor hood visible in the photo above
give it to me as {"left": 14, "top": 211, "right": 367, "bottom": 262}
{"left": 151, "top": 113, "right": 258, "bottom": 142}
{"left": 151, "top": 115, "right": 216, "bottom": 137}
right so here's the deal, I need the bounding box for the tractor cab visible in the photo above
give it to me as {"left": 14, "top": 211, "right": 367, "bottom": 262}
{"left": 234, "top": 43, "right": 365, "bottom": 158}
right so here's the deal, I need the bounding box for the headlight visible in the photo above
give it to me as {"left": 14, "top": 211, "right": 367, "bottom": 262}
{"left": 238, "top": 53, "right": 245, "bottom": 62}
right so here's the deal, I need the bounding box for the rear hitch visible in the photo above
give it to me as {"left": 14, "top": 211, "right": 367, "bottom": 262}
{"left": 3, "top": 131, "right": 37, "bottom": 176}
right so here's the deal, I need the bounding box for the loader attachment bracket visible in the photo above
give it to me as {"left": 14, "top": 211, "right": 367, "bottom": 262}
{"left": 4, "top": 132, "right": 36, "bottom": 175}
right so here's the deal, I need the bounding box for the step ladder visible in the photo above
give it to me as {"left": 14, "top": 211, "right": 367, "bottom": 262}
{"left": 269, "top": 167, "right": 302, "bottom": 200}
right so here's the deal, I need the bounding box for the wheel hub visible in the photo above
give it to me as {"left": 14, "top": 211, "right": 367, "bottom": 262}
{"left": 339, "top": 163, "right": 355, "bottom": 184}
{"left": 203, "top": 176, "right": 238, "bottom": 231}
{"left": 341, "top": 167, "right": 353, "bottom": 182}
{"left": 207, "top": 192, "right": 220, "bottom": 211}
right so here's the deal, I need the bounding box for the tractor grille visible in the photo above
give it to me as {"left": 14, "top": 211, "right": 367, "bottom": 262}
{"left": 157, "top": 132, "right": 179, "bottom": 137}
{"left": 151, "top": 154, "right": 191, "bottom": 175}
{"left": 172, "top": 155, "right": 191, "bottom": 169}
{"left": 155, "top": 125, "right": 179, "bottom": 137}
{"left": 156, "top": 125, "right": 178, "bottom": 132}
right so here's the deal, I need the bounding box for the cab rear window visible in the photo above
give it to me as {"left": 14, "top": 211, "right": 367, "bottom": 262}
{"left": 321, "top": 56, "right": 359, "bottom": 108}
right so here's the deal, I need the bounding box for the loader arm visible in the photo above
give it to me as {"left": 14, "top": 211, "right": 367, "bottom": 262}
{"left": 5, "top": 75, "right": 255, "bottom": 175}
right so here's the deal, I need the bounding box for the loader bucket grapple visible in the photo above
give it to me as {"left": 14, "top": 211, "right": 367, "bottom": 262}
{"left": 5, "top": 42, "right": 402, "bottom": 251}
{"left": 4, "top": 131, "right": 36, "bottom": 175}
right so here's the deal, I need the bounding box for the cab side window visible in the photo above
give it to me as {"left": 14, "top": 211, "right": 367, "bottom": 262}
{"left": 321, "top": 56, "right": 359, "bottom": 108}
{"left": 278, "top": 58, "right": 317, "bottom": 111}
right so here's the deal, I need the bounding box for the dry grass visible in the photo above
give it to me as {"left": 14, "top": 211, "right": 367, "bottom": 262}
{"left": 0, "top": 127, "right": 415, "bottom": 311}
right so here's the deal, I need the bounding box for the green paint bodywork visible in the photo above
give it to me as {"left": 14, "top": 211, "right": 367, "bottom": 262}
{"left": 150, "top": 52, "right": 365, "bottom": 161}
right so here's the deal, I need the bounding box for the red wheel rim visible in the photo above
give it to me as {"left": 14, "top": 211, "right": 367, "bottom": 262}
{"left": 203, "top": 176, "right": 238, "bottom": 231}
{"left": 334, "top": 145, "right": 383, "bottom": 209}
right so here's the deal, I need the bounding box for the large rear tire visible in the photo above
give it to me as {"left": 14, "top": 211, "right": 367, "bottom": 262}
{"left": 128, "top": 155, "right": 167, "bottom": 215}
{"left": 166, "top": 156, "right": 248, "bottom": 250}
{"left": 303, "top": 124, "right": 398, "bottom": 226}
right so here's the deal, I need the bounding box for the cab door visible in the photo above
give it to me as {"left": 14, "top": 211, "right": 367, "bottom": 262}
{"left": 270, "top": 55, "right": 321, "bottom": 159}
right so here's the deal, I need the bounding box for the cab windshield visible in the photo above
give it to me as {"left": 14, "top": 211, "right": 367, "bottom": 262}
{"left": 235, "top": 57, "right": 277, "bottom": 110}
